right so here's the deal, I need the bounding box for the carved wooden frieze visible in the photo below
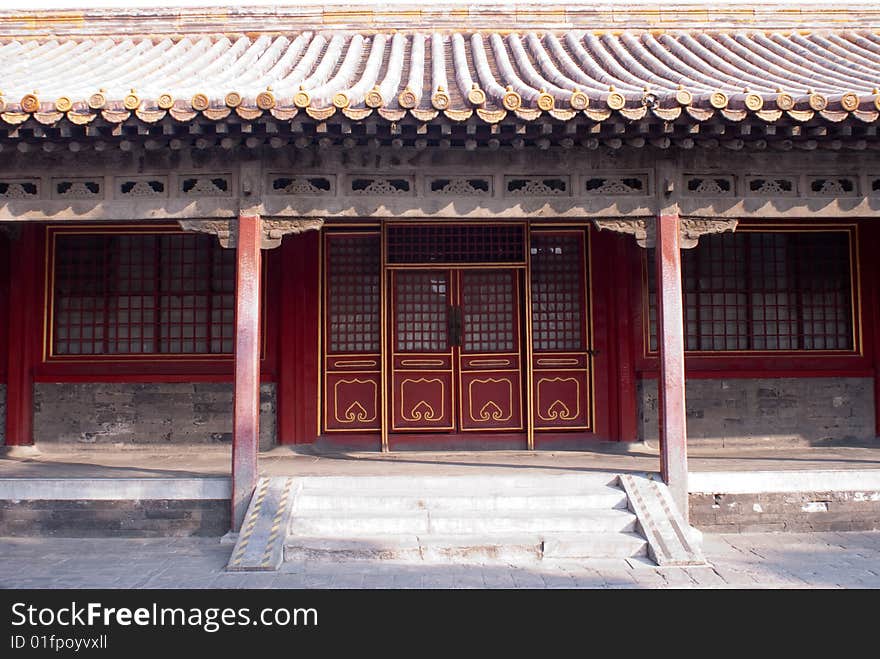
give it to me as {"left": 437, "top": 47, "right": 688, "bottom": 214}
{"left": 684, "top": 175, "right": 734, "bottom": 197}
{"left": 116, "top": 176, "right": 168, "bottom": 199}
{"left": 504, "top": 176, "right": 569, "bottom": 196}
{"left": 180, "top": 175, "right": 232, "bottom": 197}
{"left": 593, "top": 217, "right": 738, "bottom": 248}
{"left": 52, "top": 178, "right": 103, "bottom": 200}
{"left": 427, "top": 177, "right": 492, "bottom": 196}
{"left": 745, "top": 177, "right": 797, "bottom": 196}
{"left": 584, "top": 175, "right": 647, "bottom": 196}
{"left": 179, "top": 217, "right": 324, "bottom": 249}
{"left": 269, "top": 175, "right": 334, "bottom": 195}
{"left": 0, "top": 179, "right": 40, "bottom": 199}
{"left": 349, "top": 176, "right": 413, "bottom": 195}
{"left": 807, "top": 176, "right": 858, "bottom": 196}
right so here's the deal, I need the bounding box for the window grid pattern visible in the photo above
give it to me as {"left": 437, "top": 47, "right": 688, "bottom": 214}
{"left": 52, "top": 232, "right": 235, "bottom": 356}
{"left": 386, "top": 224, "right": 525, "bottom": 264}
{"left": 647, "top": 231, "right": 854, "bottom": 352}
{"left": 327, "top": 234, "right": 380, "bottom": 353}
{"left": 462, "top": 270, "right": 515, "bottom": 353}
{"left": 530, "top": 233, "right": 585, "bottom": 351}
{"left": 395, "top": 271, "right": 448, "bottom": 352}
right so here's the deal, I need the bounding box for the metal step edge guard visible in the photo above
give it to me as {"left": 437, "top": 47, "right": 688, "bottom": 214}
{"left": 619, "top": 473, "right": 707, "bottom": 567}
{"left": 227, "top": 477, "right": 299, "bottom": 572}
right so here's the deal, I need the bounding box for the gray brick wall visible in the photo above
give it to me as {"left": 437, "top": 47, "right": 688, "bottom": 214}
{"left": 0, "top": 384, "right": 5, "bottom": 444}
{"left": 639, "top": 377, "right": 876, "bottom": 446}
{"left": 33, "top": 383, "right": 276, "bottom": 449}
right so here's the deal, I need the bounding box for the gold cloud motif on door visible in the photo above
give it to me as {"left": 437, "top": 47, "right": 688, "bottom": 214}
{"left": 468, "top": 377, "right": 513, "bottom": 422}
{"left": 400, "top": 378, "right": 444, "bottom": 421}
{"left": 536, "top": 377, "right": 580, "bottom": 421}
{"left": 333, "top": 378, "right": 377, "bottom": 423}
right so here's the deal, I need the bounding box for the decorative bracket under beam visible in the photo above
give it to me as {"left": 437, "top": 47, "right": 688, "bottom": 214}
{"left": 178, "top": 217, "right": 324, "bottom": 249}
{"left": 593, "top": 217, "right": 738, "bottom": 249}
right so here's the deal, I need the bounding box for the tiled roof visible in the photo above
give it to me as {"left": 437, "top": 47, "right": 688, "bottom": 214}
{"left": 1, "top": 30, "right": 879, "bottom": 126}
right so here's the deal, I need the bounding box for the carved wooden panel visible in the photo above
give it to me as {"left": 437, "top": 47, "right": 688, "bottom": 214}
{"left": 0, "top": 179, "right": 39, "bottom": 199}
{"left": 116, "top": 177, "right": 168, "bottom": 199}
{"left": 179, "top": 175, "right": 232, "bottom": 197}
{"left": 51, "top": 178, "right": 103, "bottom": 200}
{"left": 269, "top": 175, "right": 334, "bottom": 195}
{"left": 426, "top": 177, "right": 492, "bottom": 196}
{"left": 807, "top": 176, "right": 858, "bottom": 196}
{"left": 684, "top": 175, "right": 735, "bottom": 196}
{"left": 745, "top": 177, "right": 797, "bottom": 197}
{"left": 584, "top": 175, "right": 647, "bottom": 196}
{"left": 504, "top": 176, "right": 570, "bottom": 196}
{"left": 350, "top": 176, "right": 413, "bottom": 195}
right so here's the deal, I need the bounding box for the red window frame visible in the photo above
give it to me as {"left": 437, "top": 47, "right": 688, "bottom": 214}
{"left": 35, "top": 224, "right": 278, "bottom": 382}
{"left": 634, "top": 221, "right": 874, "bottom": 377}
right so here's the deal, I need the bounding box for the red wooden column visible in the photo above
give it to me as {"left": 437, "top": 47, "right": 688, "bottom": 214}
{"left": 5, "top": 225, "right": 39, "bottom": 446}
{"left": 654, "top": 213, "right": 689, "bottom": 519}
{"left": 232, "top": 214, "right": 262, "bottom": 531}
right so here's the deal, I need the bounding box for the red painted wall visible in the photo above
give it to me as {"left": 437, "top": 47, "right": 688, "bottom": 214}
{"left": 276, "top": 230, "right": 320, "bottom": 444}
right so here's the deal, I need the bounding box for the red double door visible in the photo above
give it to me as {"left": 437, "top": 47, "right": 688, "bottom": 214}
{"left": 390, "top": 268, "right": 524, "bottom": 434}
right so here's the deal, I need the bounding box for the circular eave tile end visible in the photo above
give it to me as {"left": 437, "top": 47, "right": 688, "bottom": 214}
{"left": 20, "top": 93, "right": 40, "bottom": 113}
{"left": 776, "top": 92, "right": 795, "bottom": 111}
{"left": 467, "top": 87, "right": 486, "bottom": 106}
{"left": 54, "top": 96, "right": 72, "bottom": 112}
{"left": 676, "top": 89, "right": 693, "bottom": 106}
{"left": 333, "top": 92, "right": 351, "bottom": 109}
{"left": 191, "top": 93, "right": 210, "bottom": 111}
{"left": 431, "top": 90, "right": 450, "bottom": 110}
{"left": 569, "top": 90, "right": 589, "bottom": 110}
{"left": 87, "top": 92, "right": 106, "bottom": 110}
{"left": 709, "top": 91, "right": 728, "bottom": 110}
{"left": 744, "top": 93, "right": 763, "bottom": 111}
{"left": 605, "top": 92, "right": 625, "bottom": 111}
{"left": 157, "top": 93, "right": 174, "bottom": 110}
{"left": 808, "top": 93, "right": 827, "bottom": 111}
{"left": 225, "top": 92, "right": 242, "bottom": 109}
{"left": 398, "top": 88, "right": 418, "bottom": 109}
{"left": 537, "top": 92, "right": 555, "bottom": 111}
{"left": 256, "top": 90, "right": 276, "bottom": 111}
{"left": 840, "top": 92, "right": 859, "bottom": 112}
{"left": 365, "top": 88, "right": 384, "bottom": 109}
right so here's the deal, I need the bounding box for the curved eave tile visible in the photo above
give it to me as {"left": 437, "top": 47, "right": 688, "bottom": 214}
{"left": 0, "top": 29, "right": 879, "bottom": 130}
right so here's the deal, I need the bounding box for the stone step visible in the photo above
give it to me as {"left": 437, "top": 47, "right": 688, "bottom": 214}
{"left": 293, "top": 487, "right": 628, "bottom": 513}
{"left": 295, "top": 473, "right": 620, "bottom": 491}
{"left": 283, "top": 532, "right": 647, "bottom": 562}
{"left": 288, "top": 508, "right": 638, "bottom": 535}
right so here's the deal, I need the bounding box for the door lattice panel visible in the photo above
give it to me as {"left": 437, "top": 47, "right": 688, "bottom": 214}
{"left": 530, "top": 232, "right": 586, "bottom": 352}
{"left": 326, "top": 234, "right": 380, "bottom": 354}
{"left": 394, "top": 271, "right": 449, "bottom": 352}
{"left": 461, "top": 270, "right": 515, "bottom": 353}
{"left": 386, "top": 224, "right": 526, "bottom": 264}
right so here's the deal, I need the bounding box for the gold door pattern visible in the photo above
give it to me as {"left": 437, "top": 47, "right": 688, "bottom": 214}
{"left": 390, "top": 268, "right": 523, "bottom": 433}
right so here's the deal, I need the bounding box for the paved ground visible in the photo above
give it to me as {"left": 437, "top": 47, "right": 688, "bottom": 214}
{"left": 2, "top": 444, "right": 879, "bottom": 479}
{"left": 1, "top": 531, "right": 878, "bottom": 588}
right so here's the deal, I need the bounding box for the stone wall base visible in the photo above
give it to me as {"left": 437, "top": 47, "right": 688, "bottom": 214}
{"left": 690, "top": 491, "right": 880, "bottom": 533}
{"left": 0, "top": 499, "right": 229, "bottom": 537}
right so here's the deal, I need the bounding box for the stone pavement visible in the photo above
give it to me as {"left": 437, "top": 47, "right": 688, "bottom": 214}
{"left": 1, "top": 531, "right": 878, "bottom": 588}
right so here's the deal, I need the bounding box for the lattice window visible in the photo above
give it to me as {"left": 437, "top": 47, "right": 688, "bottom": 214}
{"left": 386, "top": 224, "right": 526, "bottom": 264}
{"left": 51, "top": 231, "right": 235, "bottom": 356}
{"left": 647, "top": 230, "right": 854, "bottom": 352}
{"left": 530, "top": 232, "right": 586, "bottom": 352}
{"left": 461, "top": 270, "right": 515, "bottom": 353}
{"left": 326, "top": 233, "right": 380, "bottom": 353}
{"left": 395, "top": 271, "right": 448, "bottom": 352}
